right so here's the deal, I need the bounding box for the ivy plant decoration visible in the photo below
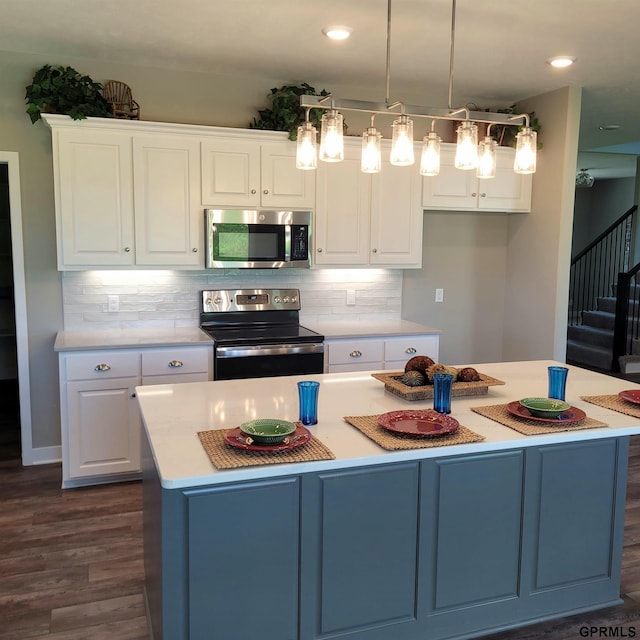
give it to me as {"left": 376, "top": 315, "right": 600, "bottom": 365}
{"left": 25, "top": 64, "right": 113, "bottom": 124}
{"left": 250, "top": 83, "right": 333, "bottom": 141}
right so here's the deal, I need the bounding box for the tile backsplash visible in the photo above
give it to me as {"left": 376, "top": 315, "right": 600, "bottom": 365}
{"left": 61, "top": 269, "right": 402, "bottom": 330}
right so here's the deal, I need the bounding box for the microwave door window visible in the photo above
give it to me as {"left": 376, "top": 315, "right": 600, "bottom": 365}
{"left": 214, "top": 224, "right": 283, "bottom": 262}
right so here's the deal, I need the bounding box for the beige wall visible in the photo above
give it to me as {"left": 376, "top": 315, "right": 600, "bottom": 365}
{"left": 0, "top": 48, "right": 579, "bottom": 454}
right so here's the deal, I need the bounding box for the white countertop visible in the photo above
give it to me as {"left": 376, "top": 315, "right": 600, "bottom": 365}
{"left": 54, "top": 327, "right": 213, "bottom": 351}
{"left": 135, "top": 360, "right": 640, "bottom": 490}
{"left": 304, "top": 318, "right": 441, "bottom": 339}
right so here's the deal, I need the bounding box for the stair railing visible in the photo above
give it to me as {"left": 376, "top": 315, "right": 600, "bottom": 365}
{"left": 613, "top": 262, "right": 640, "bottom": 370}
{"left": 569, "top": 205, "right": 638, "bottom": 328}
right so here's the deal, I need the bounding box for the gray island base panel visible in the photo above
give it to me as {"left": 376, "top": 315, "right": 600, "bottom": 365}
{"left": 136, "top": 360, "right": 640, "bottom": 640}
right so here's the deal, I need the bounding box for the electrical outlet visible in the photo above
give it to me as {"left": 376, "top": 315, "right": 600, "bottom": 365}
{"left": 107, "top": 295, "right": 119, "bottom": 312}
{"left": 346, "top": 289, "right": 356, "bottom": 305}
{"left": 435, "top": 288, "right": 444, "bottom": 303}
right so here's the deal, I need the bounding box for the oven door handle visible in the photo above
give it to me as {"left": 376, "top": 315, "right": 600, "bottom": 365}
{"left": 216, "top": 343, "right": 324, "bottom": 358}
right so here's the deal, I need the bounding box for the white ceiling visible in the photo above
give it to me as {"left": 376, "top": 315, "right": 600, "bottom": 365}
{"left": 3, "top": 0, "right": 640, "bottom": 180}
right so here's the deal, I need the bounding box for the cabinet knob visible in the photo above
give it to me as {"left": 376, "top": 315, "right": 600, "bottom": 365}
{"left": 124, "top": 247, "right": 131, "bottom": 253}
{"left": 94, "top": 363, "right": 111, "bottom": 372}
{"left": 481, "top": 192, "right": 486, "bottom": 198}
{"left": 471, "top": 193, "right": 477, "bottom": 198}
{"left": 405, "top": 347, "right": 417, "bottom": 354}
{"left": 263, "top": 189, "right": 269, "bottom": 195}
{"left": 251, "top": 189, "right": 257, "bottom": 194}
{"left": 372, "top": 248, "right": 377, "bottom": 253}
{"left": 192, "top": 247, "right": 198, "bottom": 252}
{"left": 168, "top": 360, "right": 184, "bottom": 368}
{"left": 131, "top": 393, "right": 136, "bottom": 398}
{"left": 349, "top": 350, "right": 362, "bottom": 358}
{"left": 317, "top": 248, "right": 323, "bottom": 253}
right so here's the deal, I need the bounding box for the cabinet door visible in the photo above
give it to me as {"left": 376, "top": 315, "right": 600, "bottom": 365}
{"left": 370, "top": 153, "right": 423, "bottom": 267}
{"left": 301, "top": 464, "right": 421, "bottom": 639}
{"left": 55, "top": 130, "right": 135, "bottom": 267}
{"left": 260, "top": 142, "right": 315, "bottom": 208}
{"left": 421, "top": 451, "right": 525, "bottom": 639}
{"left": 201, "top": 138, "right": 260, "bottom": 207}
{"left": 478, "top": 147, "right": 532, "bottom": 212}
{"left": 314, "top": 144, "right": 370, "bottom": 266}
{"left": 186, "top": 477, "right": 300, "bottom": 640}
{"left": 520, "top": 439, "right": 627, "bottom": 618}
{"left": 421, "top": 144, "right": 477, "bottom": 211}
{"left": 133, "top": 135, "right": 202, "bottom": 266}
{"left": 66, "top": 377, "right": 141, "bottom": 478}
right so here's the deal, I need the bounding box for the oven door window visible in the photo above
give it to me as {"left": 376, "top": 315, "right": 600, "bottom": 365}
{"left": 215, "top": 351, "right": 324, "bottom": 380}
{"left": 213, "top": 224, "right": 284, "bottom": 262}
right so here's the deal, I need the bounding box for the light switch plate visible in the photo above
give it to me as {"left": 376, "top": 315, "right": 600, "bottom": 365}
{"left": 346, "top": 289, "right": 356, "bottom": 305}
{"left": 107, "top": 295, "right": 119, "bottom": 312}
{"left": 435, "top": 288, "right": 444, "bottom": 303}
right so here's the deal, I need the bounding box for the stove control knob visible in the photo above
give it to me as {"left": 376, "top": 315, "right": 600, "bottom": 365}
{"left": 274, "top": 296, "right": 281, "bottom": 303}
{"left": 283, "top": 296, "right": 290, "bottom": 303}
{"left": 213, "top": 297, "right": 222, "bottom": 305}
{"left": 291, "top": 295, "right": 298, "bottom": 303}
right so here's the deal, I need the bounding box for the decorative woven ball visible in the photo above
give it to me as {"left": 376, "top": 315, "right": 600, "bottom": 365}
{"left": 404, "top": 355, "right": 435, "bottom": 374}
{"left": 457, "top": 366, "right": 481, "bottom": 382}
{"left": 425, "top": 363, "right": 458, "bottom": 383}
{"left": 401, "top": 370, "right": 426, "bottom": 387}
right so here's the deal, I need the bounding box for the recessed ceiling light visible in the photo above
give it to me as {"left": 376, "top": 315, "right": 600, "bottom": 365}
{"left": 322, "top": 25, "right": 353, "bottom": 40}
{"left": 548, "top": 56, "right": 576, "bottom": 68}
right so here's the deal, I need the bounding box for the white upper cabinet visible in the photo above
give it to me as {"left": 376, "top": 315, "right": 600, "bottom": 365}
{"left": 54, "top": 130, "right": 135, "bottom": 267}
{"left": 201, "top": 138, "right": 315, "bottom": 209}
{"left": 422, "top": 144, "right": 532, "bottom": 212}
{"left": 133, "top": 135, "right": 202, "bottom": 266}
{"left": 314, "top": 139, "right": 423, "bottom": 268}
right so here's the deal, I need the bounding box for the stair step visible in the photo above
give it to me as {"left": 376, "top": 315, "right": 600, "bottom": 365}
{"left": 566, "top": 340, "right": 613, "bottom": 371}
{"left": 582, "top": 310, "right": 615, "bottom": 330}
{"left": 597, "top": 296, "right": 640, "bottom": 314}
{"left": 567, "top": 325, "right": 613, "bottom": 349}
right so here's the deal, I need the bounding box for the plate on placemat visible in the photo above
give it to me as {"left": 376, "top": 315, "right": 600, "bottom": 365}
{"left": 619, "top": 390, "right": 640, "bottom": 405}
{"left": 225, "top": 425, "right": 311, "bottom": 452}
{"left": 377, "top": 410, "right": 459, "bottom": 437}
{"left": 506, "top": 401, "right": 586, "bottom": 424}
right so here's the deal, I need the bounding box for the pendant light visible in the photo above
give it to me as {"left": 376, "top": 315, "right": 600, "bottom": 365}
{"left": 390, "top": 114, "right": 414, "bottom": 166}
{"left": 514, "top": 127, "right": 537, "bottom": 174}
{"left": 420, "top": 125, "right": 441, "bottom": 176}
{"left": 454, "top": 121, "right": 478, "bottom": 169}
{"left": 361, "top": 116, "right": 382, "bottom": 173}
{"left": 295, "top": 111, "right": 318, "bottom": 170}
{"left": 476, "top": 126, "right": 497, "bottom": 179}
{"left": 319, "top": 109, "right": 344, "bottom": 162}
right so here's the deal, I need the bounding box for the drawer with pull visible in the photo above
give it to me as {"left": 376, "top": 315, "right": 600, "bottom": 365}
{"left": 327, "top": 339, "right": 384, "bottom": 366}
{"left": 384, "top": 336, "right": 440, "bottom": 363}
{"left": 63, "top": 350, "right": 140, "bottom": 381}
{"left": 141, "top": 347, "right": 212, "bottom": 377}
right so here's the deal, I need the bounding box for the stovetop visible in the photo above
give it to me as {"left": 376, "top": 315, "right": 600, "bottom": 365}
{"left": 201, "top": 322, "right": 323, "bottom": 346}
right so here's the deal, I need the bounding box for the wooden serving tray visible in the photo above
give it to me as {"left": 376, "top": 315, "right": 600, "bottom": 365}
{"left": 371, "top": 371, "right": 505, "bottom": 401}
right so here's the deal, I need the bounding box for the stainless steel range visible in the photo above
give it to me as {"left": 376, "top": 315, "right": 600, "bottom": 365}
{"left": 200, "top": 288, "right": 324, "bottom": 380}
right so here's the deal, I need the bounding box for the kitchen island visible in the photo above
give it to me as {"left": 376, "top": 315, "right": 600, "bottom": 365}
{"left": 137, "top": 361, "right": 640, "bottom": 640}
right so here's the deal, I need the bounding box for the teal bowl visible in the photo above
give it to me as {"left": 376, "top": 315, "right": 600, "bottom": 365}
{"left": 239, "top": 419, "right": 297, "bottom": 445}
{"left": 519, "top": 397, "right": 571, "bottom": 419}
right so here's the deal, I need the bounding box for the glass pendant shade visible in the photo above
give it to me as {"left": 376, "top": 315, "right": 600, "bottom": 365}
{"left": 390, "top": 115, "right": 415, "bottom": 166}
{"left": 420, "top": 131, "right": 441, "bottom": 176}
{"left": 477, "top": 136, "right": 497, "bottom": 179}
{"left": 454, "top": 121, "right": 478, "bottom": 170}
{"left": 319, "top": 110, "right": 344, "bottom": 162}
{"left": 295, "top": 122, "right": 318, "bottom": 170}
{"left": 514, "top": 127, "right": 537, "bottom": 174}
{"left": 361, "top": 127, "right": 382, "bottom": 173}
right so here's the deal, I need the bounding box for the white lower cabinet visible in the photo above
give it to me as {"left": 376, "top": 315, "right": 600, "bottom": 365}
{"left": 59, "top": 345, "right": 212, "bottom": 488}
{"left": 325, "top": 334, "right": 440, "bottom": 373}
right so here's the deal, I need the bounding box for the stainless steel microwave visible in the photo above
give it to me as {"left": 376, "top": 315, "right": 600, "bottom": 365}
{"left": 205, "top": 209, "right": 311, "bottom": 269}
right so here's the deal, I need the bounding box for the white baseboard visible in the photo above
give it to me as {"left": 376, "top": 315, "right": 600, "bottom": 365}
{"left": 23, "top": 445, "right": 62, "bottom": 466}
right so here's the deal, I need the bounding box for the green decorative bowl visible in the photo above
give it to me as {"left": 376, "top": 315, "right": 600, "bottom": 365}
{"left": 519, "top": 397, "right": 571, "bottom": 419}
{"left": 239, "top": 419, "right": 297, "bottom": 445}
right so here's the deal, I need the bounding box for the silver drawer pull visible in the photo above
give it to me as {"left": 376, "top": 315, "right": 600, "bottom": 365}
{"left": 168, "top": 360, "right": 184, "bottom": 368}
{"left": 94, "top": 363, "right": 111, "bottom": 372}
{"left": 349, "top": 350, "right": 362, "bottom": 358}
{"left": 405, "top": 347, "right": 417, "bottom": 354}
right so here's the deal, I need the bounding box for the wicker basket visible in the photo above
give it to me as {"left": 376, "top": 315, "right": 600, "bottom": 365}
{"left": 371, "top": 371, "right": 505, "bottom": 401}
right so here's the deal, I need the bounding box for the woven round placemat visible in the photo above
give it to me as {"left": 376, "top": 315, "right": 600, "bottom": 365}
{"left": 197, "top": 429, "right": 335, "bottom": 469}
{"left": 581, "top": 395, "right": 640, "bottom": 419}
{"left": 343, "top": 415, "right": 485, "bottom": 450}
{"left": 471, "top": 404, "right": 607, "bottom": 435}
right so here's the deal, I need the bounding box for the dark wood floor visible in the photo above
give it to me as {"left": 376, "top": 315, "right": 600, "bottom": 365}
{"left": 2, "top": 441, "right": 640, "bottom": 639}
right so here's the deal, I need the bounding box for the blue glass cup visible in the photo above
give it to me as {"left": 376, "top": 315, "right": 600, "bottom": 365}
{"left": 433, "top": 373, "right": 454, "bottom": 414}
{"left": 297, "top": 381, "right": 320, "bottom": 425}
{"left": 548, "top": 366, "right": 569, "bottom": 401}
